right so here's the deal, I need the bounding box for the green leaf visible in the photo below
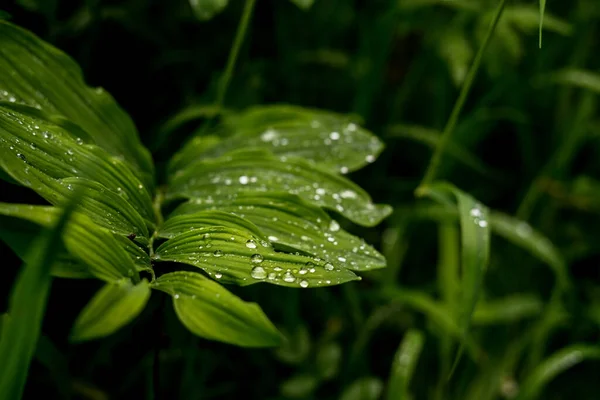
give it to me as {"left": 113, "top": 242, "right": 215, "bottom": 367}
{"left": 170, "top": 105, "right": 384, "bottom": 176}
{"left": 534, "top": 69, "right": 600, "bottom": 94}
{"left": 416, "top": 182, "right": 491, "bottom": 333}
{"left": 168, "top": 148, "right": 391, "bottom": 226}
{"left": 472, "top": 294, "right": 543, "bottom": 325}
{"left": 280, "top": 374, "right": 319, "bottom": 398}
{"left": 151, "top": 271, "right": 281, "bottom": 347}
{"left": 340, "top": 377, "right": 384, "bottom": 400}
{"left": 0, "top": 103, "right": 153, "bottom": 236}
{"left": 387, "top": 329, "right": 425, "bottom": 400}
{"left": 290, "top": 0, "right": 315, "bottom": 10}
{"left": 70, "top": 279, "right": 151, "bottom": 342}
{"left": 439, "top": 27, "right": 473, "bottom": 86}
{"left": 155, "top": 225, "right": 359, "bottom": 288}
{"left": 504, "top": 5, "right": 571, "bottom": 36}
{"left": 169, "top": 193, "right": 386, "bottom": 271}
{"left": 0, "top": 203, "right": 138, "bottom": 282}
{"left": 539, "top": 0, "right": 546, "bottom": 47}
{"left": 316, "top": 342, "right": 342, "bottom": 380}
{"left": 517, "top": 345, "right": 600, "bottom": 400}
{"left": 0, "top": 21, "right": 153, "bottom": 185}
{"left": 189, "top": 0, "right": 229, "bottom": 21}
{"left": 0, "top": 191, "right": 78, "bottom": 400}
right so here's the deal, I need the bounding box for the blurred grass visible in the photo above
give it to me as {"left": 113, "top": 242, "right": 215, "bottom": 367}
{"left": 1, "top": 0, "right": 600, "bottom": 399}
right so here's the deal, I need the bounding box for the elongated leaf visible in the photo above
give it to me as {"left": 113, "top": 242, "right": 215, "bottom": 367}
{"left": 0, "top": 192, "right": 78, "bottom": 400}
{"left": 0, "top": 203, "right": 137, "bottom": 282}
{"left": 534, "top": 69, "right": 600, "bottom": 93}
{"left": 290, "top": 0, "right": 315, "bottom": 10}
{"left": 189, "top": 0, "right": 229, "bottom": 21}
{"left": 340, "top": 377, "right": 383, "bottom": 400}
{"left": 170, "top": 105, "right": 383, "bottom": 176}
{"left": 472, "top": 294, "right": 542, "bottom": 325}
{"left": 151, "top": 271, "right": 281, "bottom": 347}
{"left": 0, "top": 21, "right": 153, "bottom": 185}
{"left": 517, "top": 345, "right": 600, "bottom": 400}
{"left": 380, "top": 287, "right": 481, "bottom": 361}
{"left": 280, "top": 374, "right": 319, "bottom": 398}
{"left": 416, "top": 182, "right": 491, "bottom": 333}
{"left": 169, "top": 193, "right": 386, "bottom": 271}
{"left": 439, "top": 27, "right": 473, "bottom": 86}
{"left": 387, "top": 330, "right": 425, "bottom": 400}
{"left": 71, "top": 279, "right": 151, "bottom": 342}
{"left": 168, "top": 148, "right": 391, "bottom": 226}
{"left": 539, "top": 0, "right": 546, "bottom": 47}
{"left": 504, "top": 5, "right": 571, "bottom": 36}
{"left": 155, "top": 225, "right": 359, "bottom": 288}
{"left": 0, "top": 104, "right": 153, "bottom": 236}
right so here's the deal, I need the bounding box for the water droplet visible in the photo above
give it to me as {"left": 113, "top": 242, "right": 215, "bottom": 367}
{"left": 239, "top": 175, "right": 249, "bottom": 185}
{"left": 138, "top": 184, "right": 144, "bottom": 190}
{"left": 365, "top": 154, "right": 375, "bottom": 163}
{"left": 29, "top": 143, "right": 36, "bottom": 150}
{"left": 283, "top": 271, "right": 296, "bottom": 283}
{"left": 268, "top": 272, "right": 277, "bottom": 280}
{"left": 329, "top": 131, "right": 340, "bottom": 140}
{"left": 261, "top": 129, "right": 278, "bottom": 142}
{"left": 174, "top": 294, "right": 180, "bottom": 299}
{"left": 250, "top": 254, "right": 264, "bottom": 263}
{"left": 42, "top": 131, "right": 52, "bottom": 139}
{"left": 337, "top": 256, "right": 346, "bottom": 263}
{"left": 203, "top": 233, "right": 211, "bottom": 240}
{"left": 316, "top": 188, "right": 326, "bottom": 195}
{"left": 251, "top": 266, "right": 267, "bottom": 280}
{"left": 478, "top": 219, "right": 488, "bottom": 228}
{"left": 245, "top": 239, "right": 257, "bottom": 249}
{"left": 329, "top": 220, "right": 340, "bottom": 232}
{"left": 340, "top": 166, "right": 349, "bottom": 174}
{"left": 470, "top": 207, "right": 483, "bottom": 217}
{"left": 215, "top": 273, "right": 223, "bottom": 279}
{"left": 76, "top": 137, "right": 84, "bottom": 145}
{"left": 213, "top": 250, "right": 223, "bottom": 257}
{"left": 268, "top": 235, "right": 279, "bottom": 242}
{"left": 299, "top": 280, "right": 309, "bottom": 288}
{"left": 324, "top": 262, "right": 334, "bottom": 271}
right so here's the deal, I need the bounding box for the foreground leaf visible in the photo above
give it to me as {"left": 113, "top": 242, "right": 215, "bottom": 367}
{"left": 0, "top": 193, "right": 78, "bottom": 400}
{"left": 155, "top": 225, "right": 359, "bottom": 288}
{"left": 168, "top": 149, "right": 391, "bottom": 226}
{"left": 0, "top": 203, "right": 138, "bottom": 282}
{"left": 387, "top": 329, "right": 425, "bottom": 400}
{"left": 0, "top": 21, "right": 153, "bottom": 185}
{"left": 71, "top": 279, "right": 151, "bottom": 342}
{"left": 171, "top": 105, "right": 383, "bottom": 175}
{"left": 169, "top": 193, "right": 386, "bottom": 271}
{"left": 517, "top": 345, "right": 600, "bottom": 400}
{"left": 151, "top": 271, "right": 281, "bottom": 347}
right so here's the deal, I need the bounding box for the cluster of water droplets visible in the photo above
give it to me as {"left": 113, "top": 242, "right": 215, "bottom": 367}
{"left": 470, "top": 204, "right": 488, "bottom": 228}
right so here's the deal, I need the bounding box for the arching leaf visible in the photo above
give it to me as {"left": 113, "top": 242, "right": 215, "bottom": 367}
{"left": 151, "top": 271, "right": 281, "bottom": 347}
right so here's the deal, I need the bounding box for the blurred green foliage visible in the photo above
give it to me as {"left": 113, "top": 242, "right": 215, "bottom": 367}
{"left": 1, "top": 0, "right": 599, "bottom": 399}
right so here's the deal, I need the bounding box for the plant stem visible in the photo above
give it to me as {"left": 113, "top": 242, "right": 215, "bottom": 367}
{"left": 214, "top": 0, "right": 257, "bottom": 111}
{"left": 420, "top": 0, "right": 507, "bottom": 187}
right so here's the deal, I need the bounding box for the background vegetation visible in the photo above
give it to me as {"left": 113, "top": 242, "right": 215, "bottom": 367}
{"left": 1, "top": 0, "right": 600, "bottom": 399}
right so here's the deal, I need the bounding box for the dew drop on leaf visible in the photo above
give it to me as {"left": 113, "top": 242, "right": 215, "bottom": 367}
{"left": 250, "top": 254, "right": 264, "bottom": 263}
{"left": 250, "top": 266, "right": 267, "bottom": 280}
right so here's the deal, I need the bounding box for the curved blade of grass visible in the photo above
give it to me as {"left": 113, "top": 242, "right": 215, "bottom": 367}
{"left": 151, "top": 271, "right": 281, "bottom": 347}
{"left": 538, "top": 0, "right": 546, "bottom": 47}
{"left": 168, "top": 148, "right": 391, "bottom": 226}
{"left": 386, "top": 329, "right": 425, "bottom": 400}
{"left": 533, "top": 69, "right": 600, "bottom": 93}
{"left": 0, "top": 191, "right": 79, "bottom": 400}
{"left": 70, "top": 279, "right": 151, "bottom": 342}
{"left": 172, "top": 105, "right": 383, "bottom": 175}
{"left": 0, "top": 21, "right": 153, "bottom": 185}
{"left": 517, "top": 345, "right": 600, "bottom": 400}
{"left": 169, "top": 193, "right": 386, "bottom": 271}
{"left": 416, "top": 183, "right": 490, "bottom": 334}
{"left": 155, "top": 225, "right": 359, "bottom": 288}
{"left": 472, "top": 294, "right": 542, "bottom": 325}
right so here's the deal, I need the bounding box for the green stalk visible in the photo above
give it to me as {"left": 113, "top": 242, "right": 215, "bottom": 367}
{"left": 420, "top": 0, "right": 507, "bottom": 187}
{"left": 214, "top": 0, "right": 257, "bottom": 111}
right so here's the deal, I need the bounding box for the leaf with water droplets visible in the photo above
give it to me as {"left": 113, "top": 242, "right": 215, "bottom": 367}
{"left": 168, "top": 148, "right": 391, "bottom": 226}
{"left": 151, "top": 271, "right": 281, "bottom": 347}
{"left": 154, "top": 224, "right": 359, "bottom": 288}
{"left": 516, "top": 345, "right": 600, "bottom": 400}
{"left": 0, "top": 21, "right": 153, "bottom": 186}
{"left": 170, "top": 193, "right": 386, "bottom": 271}
{"left": 416, "top": 182, "right": 490, "bottom": 335}
{"left": 386, "top": 329, "right": 425, "bottom": 400}
{"left": 70, "top": 279, "right": 151, "bottom": 342}
{"left": 0, "top": 104, "right": 152, "bottom": 236}
{"left": 170, "top": 105, "right": 383, "bottom": 176}
{"left": 0, "top": 203, "right": 138, "bottom": 282}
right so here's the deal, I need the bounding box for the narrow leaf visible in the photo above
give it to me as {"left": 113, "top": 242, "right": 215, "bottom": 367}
{"left": 290, "top": 0, "right": 315, "bottom": 10}
{"left": 189, "top": 0, "right": 229, "bottom": 21}
{"left": 168, "top": 148, "right": 391, "bottom": 226}
{"left": 534, "top": 69, "right": 600, "bottom": 94}
{"left": 0, "top": 192, "right": 79, "bottom": 399}
{"left": 155, "top": 225, "right": 359, "bottom": 288}
{"left": 387, "top": 330, "right": 425, "bottom": 400}
{"left": 472, "top": 294, "right": 542, "bottom": 325}
{"left": 517, "top": 345, "right": 600, "bottom": 400}
{"left": 538, "top": 0, "right": 546, "bottom": 47}
{"left": 71, "top": 279, "right": 151, "bottom": 342}
{"left": 340, "top": 377, "right": 384, "bottom": 400}
{"left": 0, "top": 21, "right": 153, "bottom": 184}
{"left": 151, "top": 271, "right": 281, "bottom": 347}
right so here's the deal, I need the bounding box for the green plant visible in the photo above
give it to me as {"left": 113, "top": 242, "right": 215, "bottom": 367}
{"left": 0, "top": 16, "right": 391, "bottom": 396}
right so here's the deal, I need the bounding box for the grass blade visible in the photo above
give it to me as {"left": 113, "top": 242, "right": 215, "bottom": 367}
{"left": 386, "top": 329, "right": 425, "bottom": 400}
